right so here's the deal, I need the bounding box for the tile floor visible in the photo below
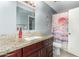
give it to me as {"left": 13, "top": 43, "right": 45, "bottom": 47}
{"left": 53, "top": 49, "right": 77, "bottom": 57}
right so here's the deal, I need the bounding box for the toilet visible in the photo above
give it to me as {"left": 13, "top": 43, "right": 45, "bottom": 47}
{"left": 53, "top": 39, "right": 62, "bottom": 56}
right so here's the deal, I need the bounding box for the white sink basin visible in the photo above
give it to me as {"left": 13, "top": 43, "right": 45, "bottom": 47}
{"left": 24, "top": 36, "right": 42, "bottom": 41}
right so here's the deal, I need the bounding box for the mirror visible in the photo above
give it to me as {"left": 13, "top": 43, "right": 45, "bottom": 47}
{"left": 16, "top": 6, "right": 35, "bottom": 31}
{"left": 28, "top": 16, "right": 35, "bottom": 30}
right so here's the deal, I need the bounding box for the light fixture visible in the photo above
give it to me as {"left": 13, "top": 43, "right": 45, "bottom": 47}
{"left": 23, "top": 1, "right": 36, "bottom": 7}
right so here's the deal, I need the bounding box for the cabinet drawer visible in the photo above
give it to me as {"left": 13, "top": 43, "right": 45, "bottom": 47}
{"left": 5, "top": 52, "right": 17, "bottom": 57}
{"left": 36, "top": 41, "right": 44, "bottom": 49}
{"left": 28, "top": 51, "right": 39, "bottom": 57}
{"left": 43, "top": 37, "right": 53, "bottom": 46}
{"left": 4, "top": 49, "right": 22, "bottom": 57}
{"left": 48, "top": 37, "right": 53, "bottom": 45}
{"left": 43, "top": 40, "right": 49, "bottom": 46}
{"left": 23, "top": 43, "right": 37, "bottom": 56}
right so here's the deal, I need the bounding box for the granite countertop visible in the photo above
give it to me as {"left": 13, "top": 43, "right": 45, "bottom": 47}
{"left": 0, "top": 35, "right": 53, "bottom": 56}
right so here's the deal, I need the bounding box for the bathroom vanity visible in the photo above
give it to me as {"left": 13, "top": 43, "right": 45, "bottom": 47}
{"left": 0, "top": 1, "right": 53, "bottom": 57}
{"left": 0, "top": 35, "right": 53, "bottom": 57}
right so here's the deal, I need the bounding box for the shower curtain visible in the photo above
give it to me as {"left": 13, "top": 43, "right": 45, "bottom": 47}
{"left": 52, "top": 12, "right": 68, "bottom": 50}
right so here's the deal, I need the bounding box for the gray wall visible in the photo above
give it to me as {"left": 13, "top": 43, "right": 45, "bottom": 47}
{"left": 17, "top": 7, "right": 35, "bottom": 30}
{"left": 0, "top": 1, "right": 16, "bottom": 34}
{"left": 35, "top": 1, "right": 56, "bottom": 35}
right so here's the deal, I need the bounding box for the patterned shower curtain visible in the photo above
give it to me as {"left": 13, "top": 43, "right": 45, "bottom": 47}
{"left": 52, "top": 12, "right": 68, "bottom": 42}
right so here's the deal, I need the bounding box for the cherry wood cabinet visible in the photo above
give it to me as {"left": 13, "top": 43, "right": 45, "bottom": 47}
{"left": 0, "top": 37, "right": 53, "bottom": 57}
{"left": 23, "top": 37, "right": 53, "bottom": 57}
{"left": 0, "top": 49, "right": 22, "bottom": 57}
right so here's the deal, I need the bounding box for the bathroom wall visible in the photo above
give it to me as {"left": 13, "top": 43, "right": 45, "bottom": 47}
{"left": 17, "top": 2, "right": 34, "bottom": 12}
{"left": 0, "top": 1, "right": 16, "bottom": 35}
{"left": 35, "top": 1, "right": 56, "bottom": 35}
{"left": 17, "top": 6, "right": 35, "bottom": 30}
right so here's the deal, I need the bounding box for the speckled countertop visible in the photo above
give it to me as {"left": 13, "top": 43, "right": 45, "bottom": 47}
{"left": 0, "top": 35, "right": 53, "bottom": 56}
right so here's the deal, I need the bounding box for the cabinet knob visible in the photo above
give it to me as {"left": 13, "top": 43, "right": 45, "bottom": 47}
{"left": 69, "top": 33, "right": 71, "bottom": 35}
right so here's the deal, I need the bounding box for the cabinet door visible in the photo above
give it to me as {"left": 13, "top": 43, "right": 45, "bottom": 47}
{"left": 5, "top": 49, "right": 22, "bottom": 57}
{"left": 5, "top": 52, "right": 18, "bottom": 57}
{"left": 23, "top": 43, "right": 37, "bottom": 57}
{"left": 23, "top": 41, "right": 43, "bottom": 57}
{"left": 47, "top": 45, "right": 53, "bottom": 57}
{"left": 41, "top": 48, "right": 46, "bottom": 57}
{"left": 38, "top": 48, "right": 46, "bottom": 57}
{"left": 28, "top": 51, "right": 39, "bottom": 57}
{"left": 68, "top": 7, "right": 79, "bottom": 56}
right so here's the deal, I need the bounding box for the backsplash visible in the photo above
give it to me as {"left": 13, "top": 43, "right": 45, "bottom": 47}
{"left": 0, "top": 33, "right": 16, "bottom": 40}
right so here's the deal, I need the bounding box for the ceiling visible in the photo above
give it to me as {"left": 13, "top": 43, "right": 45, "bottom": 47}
{"left": 45, "top": 1, "right": 79, "bottom": 13}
